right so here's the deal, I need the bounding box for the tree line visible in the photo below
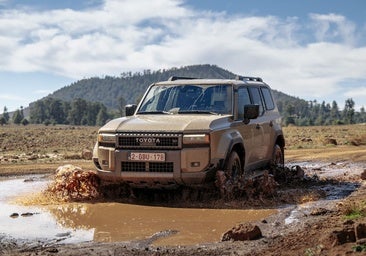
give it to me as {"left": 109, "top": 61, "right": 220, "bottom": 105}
{"left": 0, "top": 98, "right": 114, "bottom": 126}
{"left": 277, "top": 98, "right": 366, "bottom": 126}
{"left": 1, "top": 97, "right": 365, "bottom": 127}
{"left": 30, "top": 98, "right": 114, "bottom": 126}
{"left": 0, "top": 106, "right": 29, "bottom": 126}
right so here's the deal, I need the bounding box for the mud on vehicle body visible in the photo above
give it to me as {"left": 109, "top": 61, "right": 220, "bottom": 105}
{"left": 93, "top": 76, "right": 285, "bottom": 189}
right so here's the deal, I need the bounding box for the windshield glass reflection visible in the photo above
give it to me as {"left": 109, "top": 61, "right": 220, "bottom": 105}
{"left": 138, "top": 84, "right": 232, "bottom": 115}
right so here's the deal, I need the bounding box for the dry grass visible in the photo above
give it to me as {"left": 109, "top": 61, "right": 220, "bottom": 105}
{"left": 283, "top": 124, "right": 366, "bottom": 149}
{"left": 283, "top": 124, "right": 366, "bottom": 162}
{"left": 339, "top": 201, "right": 366, "bottom": 220}
{"left": 0, "top": 124, "right": 98, "bottom": 154}
{"left": 0, "top": 124, "right": 98, "bottom": 175}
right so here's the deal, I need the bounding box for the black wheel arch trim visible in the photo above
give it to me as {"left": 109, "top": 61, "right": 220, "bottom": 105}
{"left": 221, "top": 137, "right": 245, "bottom": 170}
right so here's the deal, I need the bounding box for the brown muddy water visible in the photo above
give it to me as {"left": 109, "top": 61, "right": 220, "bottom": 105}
{"left": 0, "top": 176, "right": 275, "bottom": 246}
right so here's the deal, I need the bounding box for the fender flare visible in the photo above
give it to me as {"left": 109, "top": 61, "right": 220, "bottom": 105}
{"left": 216, "top": 130, "right": 245, "bottom": 169}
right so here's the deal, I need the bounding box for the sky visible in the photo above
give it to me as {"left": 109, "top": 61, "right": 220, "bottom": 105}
{"left": 1, "top": 0, "right": 366, "bottom": 112}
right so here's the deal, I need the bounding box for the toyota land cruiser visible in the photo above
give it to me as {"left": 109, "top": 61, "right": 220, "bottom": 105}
{"left": 93, "top": 76, "right": 285, "bottom": 188}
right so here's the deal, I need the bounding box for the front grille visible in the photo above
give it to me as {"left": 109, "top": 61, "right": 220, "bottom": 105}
{"left": 122, "top": 162, "right": 145, "bottom": 172}
{"left": 149, "top": 162, "right": 174, "bottom": 173}
{"left": 121, "top": 162, "right": 174, "bottom": 173}
{"left": 117, "top": 133, "right": 182, "bottom": 149}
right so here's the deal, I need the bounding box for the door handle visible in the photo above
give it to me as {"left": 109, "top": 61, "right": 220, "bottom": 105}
{"left": 256, "top": 124, "right": 261, "bottom": 129}
{"left": 269, "top": 121, "right": 273, "bottom": 127}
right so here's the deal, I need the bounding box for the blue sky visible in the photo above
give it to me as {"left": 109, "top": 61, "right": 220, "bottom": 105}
{"left": 1, "top": 0, "right": 366, "bottom": 112}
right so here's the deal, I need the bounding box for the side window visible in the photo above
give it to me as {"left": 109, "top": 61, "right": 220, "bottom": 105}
{"left": 238, "top": 87, "right": 251, "bottom": 119}
{"left": 261, "top": 87, "right": 275, "bottom": 110}
{"left": 249, "top": 87, "right": 264, "bottom": 115}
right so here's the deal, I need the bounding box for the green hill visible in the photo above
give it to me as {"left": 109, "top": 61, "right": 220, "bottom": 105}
{"left": 48, "top": 64, "right": 298, "bottom": 109}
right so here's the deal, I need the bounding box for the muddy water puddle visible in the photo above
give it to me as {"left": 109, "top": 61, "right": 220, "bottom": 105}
{"left": 48, "top": 202, "right": 275, "bottom": 246}
{"left": 0, "top": 176, "right": 93, "bottom": 243}
{"left": 0, "top": 176, "right": 275, "bottom": 246}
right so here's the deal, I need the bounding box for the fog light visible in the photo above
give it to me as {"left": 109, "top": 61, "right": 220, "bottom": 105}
{"left": 191, "top": 162, "right": 200, "bottom": 167}
{"left": 102, "top": 160, "right": 109, "bottom": 166}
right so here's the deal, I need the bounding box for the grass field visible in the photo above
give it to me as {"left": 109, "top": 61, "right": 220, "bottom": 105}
{"left": 283, "top": 124, "right": 366, "bottom": 162}
{"left": 0, "top": 125, "right": 98, "bottom": 175}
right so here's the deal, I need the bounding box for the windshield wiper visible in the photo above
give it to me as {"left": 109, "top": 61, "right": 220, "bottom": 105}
{"left": 178, "top": 110, "right": 219, "bottom": 115}
{"left": 137, "top": 111, "right": 170, "bottom": 115}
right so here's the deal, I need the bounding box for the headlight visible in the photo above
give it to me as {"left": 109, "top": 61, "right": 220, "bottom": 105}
{"left": 183, "top": 134, "right": 210, "bottom": 145}
{"left": 98, "top": 133, "right": 116, "bottom": 143}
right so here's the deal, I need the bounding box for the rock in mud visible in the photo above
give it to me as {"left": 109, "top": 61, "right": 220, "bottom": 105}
{"left": 326, "top": 221, "right": 366, "bottom": 248}
{"left": 323, "top": 138, "right": 337, "bottom": 145}
{"left": 21, "top": 212, "right": 34, "bottom": 217}
{"left": 310, "top": 208, "right": 329, "bottom": 216}
{"left": 355, "top": 223, "right": 366, "bottom": 240}
{"left": 55, "top": 232, "right": 71, "bottom": 238}
{"left": 357, "top": 238, "right": 366, "bottom": 245}
{"left": 360, "top": 169, "right": 366, "bottom": 180}
{"left": 81, "top": 149, "right": 92, "bottom": 160}
{"left": 329, "top": 228, "right": 356, "bottom": 246}
{"left": 221, "top": 223, "right": 262, "bottom": 241}
{"left": 9, "top": 213, "right": 19, "bottom": 218}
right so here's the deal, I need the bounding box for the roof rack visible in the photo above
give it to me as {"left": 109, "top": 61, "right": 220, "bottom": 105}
{"left": 168, "top": 76, "right": 198, "bottom": 81}
{"left": 235, "top": 75, "right": 263, "bottom": 82}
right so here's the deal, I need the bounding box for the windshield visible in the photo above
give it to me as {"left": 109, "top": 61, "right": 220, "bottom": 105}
{"left": 137, "top": 84, "right": 233, "bottom": 115}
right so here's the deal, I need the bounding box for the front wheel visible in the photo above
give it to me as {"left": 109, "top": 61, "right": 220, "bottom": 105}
{"left": 270, "top": 144, "right": 284, "bottom": 177}
{"left": 271, "top": 144, "right": 284, "bottom": 167}
{"left": 224, "top": 151, "right": 242, "bottom": 183}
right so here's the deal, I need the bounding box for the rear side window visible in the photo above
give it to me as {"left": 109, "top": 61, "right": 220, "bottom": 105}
{"left": 261, "top": 87, "right": 275, "bottom": 110}
{"left": 249, "top": 87, "right": 264, "bottom": 115}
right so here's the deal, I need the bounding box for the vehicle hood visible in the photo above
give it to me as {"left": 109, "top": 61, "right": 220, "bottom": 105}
{"left": 99, "top": 114, "right": 231, "bottom": 133}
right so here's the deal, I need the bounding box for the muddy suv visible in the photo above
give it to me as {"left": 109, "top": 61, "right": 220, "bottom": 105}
{"left": 93, "top": 76, "right": 285, "bottom": 188}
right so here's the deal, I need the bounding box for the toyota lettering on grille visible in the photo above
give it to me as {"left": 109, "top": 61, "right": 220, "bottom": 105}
{"left": 136, "top": 137, "right": 161, "bottom": 146}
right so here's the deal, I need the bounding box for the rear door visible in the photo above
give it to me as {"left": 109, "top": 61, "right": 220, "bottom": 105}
{"left": 260, "top": 86, "right": 278, "bottom": 159}
{"left": 247, "top": 86, "right": 269, "bottom": 162}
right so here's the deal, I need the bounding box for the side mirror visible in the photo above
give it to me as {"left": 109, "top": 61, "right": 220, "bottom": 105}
{"left": 125, "top": 104, "right": 137, "bottom": 116}
{"left": 243, "top": 104, "right": 259, "bottom": 124}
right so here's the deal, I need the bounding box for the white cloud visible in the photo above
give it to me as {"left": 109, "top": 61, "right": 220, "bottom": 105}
{"left": 0, "top": 93, "right": 25, "bottom": 101}
{"left": 345, "top": 87, "right": 366, "bottom": 97}
{"left": 309, "top": 13, "right": 357, "bottom": 45}
{"left": 33, "top": 89, "right": 52, "bottom": 95}
{"left": 0, "top": 0, "right": 365, "bottom": 108}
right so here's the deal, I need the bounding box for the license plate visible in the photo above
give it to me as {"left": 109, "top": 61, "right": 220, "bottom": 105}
{"left": 128, "top": 152, "right": 166, "bottom": 162}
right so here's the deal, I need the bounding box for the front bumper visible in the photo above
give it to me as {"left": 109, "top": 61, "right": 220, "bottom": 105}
{"left": 94, "top": 147, "right": 213, "bottom": 188}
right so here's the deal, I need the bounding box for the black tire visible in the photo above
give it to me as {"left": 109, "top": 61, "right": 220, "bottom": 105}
{"left": 224, "top": 151, "right": 242, "bottom": 183}
{"left": 271, "top": 144, "right": 284, "bottom": 169}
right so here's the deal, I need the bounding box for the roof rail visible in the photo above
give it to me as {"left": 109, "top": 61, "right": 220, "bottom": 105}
{"left": 235, "top": 75, "right": 263, "bottom": 82}
{"left": 168, "top": 76, "right": 198, "bottom": 81}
